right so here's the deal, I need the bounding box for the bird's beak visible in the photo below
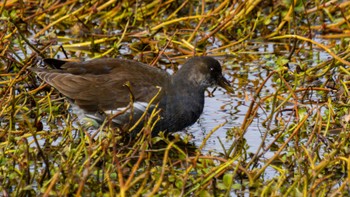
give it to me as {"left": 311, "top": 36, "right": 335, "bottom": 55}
{"left": 218, "top": 75, "right": 234, "bottom": 93}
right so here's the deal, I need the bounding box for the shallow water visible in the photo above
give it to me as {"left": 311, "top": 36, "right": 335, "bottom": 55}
{"left": 183, "top": 45, "right": 333, "bottom": 184}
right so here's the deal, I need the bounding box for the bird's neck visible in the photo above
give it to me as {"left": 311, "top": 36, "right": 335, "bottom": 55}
{"left": 171, "top": 73, "right": 206, "bottom": 98}
{"left": 157, "top": 76, "right": 206, "bottom": 131}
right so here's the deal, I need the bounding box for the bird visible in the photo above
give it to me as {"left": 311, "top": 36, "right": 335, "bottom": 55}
{"left": 30, "top": 56, "right": 233, "bottom": 136}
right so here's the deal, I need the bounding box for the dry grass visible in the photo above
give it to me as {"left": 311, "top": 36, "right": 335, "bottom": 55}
{"left": 1, "top": 0, "right": 350, "bottom": 196}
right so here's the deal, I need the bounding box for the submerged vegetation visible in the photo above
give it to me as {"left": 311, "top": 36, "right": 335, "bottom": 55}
{"left": 1, "top": 0, "right": 350, "bottom": 196}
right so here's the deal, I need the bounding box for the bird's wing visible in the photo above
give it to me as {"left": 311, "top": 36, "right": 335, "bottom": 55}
{"left": 30, "top": 59, "right": 169, "bottom": 112}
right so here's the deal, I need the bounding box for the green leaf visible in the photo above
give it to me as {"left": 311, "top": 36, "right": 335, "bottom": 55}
{"left": 223, "top": 173, "right": 233, "bottom": 187}
{"left": 10, "top": 10, "right": 18, "bottom": 19}
{"left": 199, "top": 190, "right": 211, "bottom": 197}
{"left": 217, "top": 182, "right": 227, "bottom": 190}
{"left": 232, "top": 183, "right": 242, "bottom": 190}
{"left": 175, "top": 179, "right": 183, "bottom": 189}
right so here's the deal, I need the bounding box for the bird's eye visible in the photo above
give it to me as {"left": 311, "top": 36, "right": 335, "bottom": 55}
{"left": 210, "top": 67, "right": 214, "bottom": 72}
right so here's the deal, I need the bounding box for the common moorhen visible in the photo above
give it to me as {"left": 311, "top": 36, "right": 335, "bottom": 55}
{"left": 30, "top": 57, "right": 233, "bottom": 135}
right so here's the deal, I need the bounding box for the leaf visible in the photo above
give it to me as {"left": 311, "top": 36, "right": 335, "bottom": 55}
{"left": 199, "top": 190, "right": 211, "bottom": 197}
{"left": 232, "top": 183, "right": 242, "bottom": 190}
{"left": 175, "top": 179, "right": 183, "bottom": 189}
{"left": 216, "top": 182, "right": 227, "bottom": 190}
{"left": 10, "top": 10, "right": 18, "bottom": 19}
{"left": 223, "top": 173, "right": 233, "bottom": 188}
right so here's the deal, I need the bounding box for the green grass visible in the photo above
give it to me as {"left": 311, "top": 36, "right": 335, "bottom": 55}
{"left": 1, "top": 0, "right": 350, "bottom": 196}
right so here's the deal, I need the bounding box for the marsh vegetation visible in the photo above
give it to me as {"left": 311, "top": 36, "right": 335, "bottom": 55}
{"left": 1, "top": 0, "right": 350, "bottom": 196}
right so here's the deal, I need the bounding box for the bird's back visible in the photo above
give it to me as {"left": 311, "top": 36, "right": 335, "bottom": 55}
{"left": 30, "top": 58, "right": 170, "bottom": 112}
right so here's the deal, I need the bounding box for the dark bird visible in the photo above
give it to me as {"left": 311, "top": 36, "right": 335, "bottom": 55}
{"left": 30, "top": 57, "right": 233, "bottom": 136}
